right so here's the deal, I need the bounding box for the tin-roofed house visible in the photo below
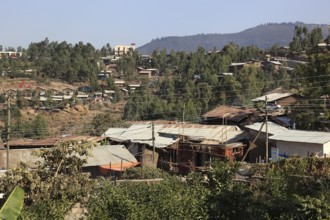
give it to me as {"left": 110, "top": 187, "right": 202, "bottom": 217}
{"left": 201, "top": 105, "right": 259, "bottom": 128}
{"left": 104, "top": 123, "right": 179, "bottom": 169}
{"left": 82, "top": 145, "right": 139, "bottom": 178}
{"left": 105, "top": 123, "right": 248, "bottom": 175}
{"left": 159, "top": 124, "right": 247, "bottom": 174}
{"left": 252, "top": 87, "right": 303, "bottom": 110}
{"left": 269, "top": 130, "right": 330, "bottom": 159}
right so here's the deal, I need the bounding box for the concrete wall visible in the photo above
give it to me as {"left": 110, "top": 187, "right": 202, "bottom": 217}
{"left": 324, "top": 142, "right": 330, "bottom": 156}
{"left": 276, "top": 141, "right": 324, "bottom": 157}
{"left": 141, "top": 147, "right": 158, "bottom": 169}
{"left": 0, "top": 149, "right": 40, "bottom": 169}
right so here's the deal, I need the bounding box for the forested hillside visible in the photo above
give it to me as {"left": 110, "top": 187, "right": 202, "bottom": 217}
{"left": 124, "top": 26, "right": 330, "bottom": 130}
{"left": 137, "top": 22, "right": 329, "bottom": 54}
{"left": 0, "top": 25, "right": 329, "bottom": 137}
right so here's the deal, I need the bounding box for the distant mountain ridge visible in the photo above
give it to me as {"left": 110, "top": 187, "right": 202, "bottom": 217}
{"left": 137, "top": 22, "right": 329, "bottom": 54}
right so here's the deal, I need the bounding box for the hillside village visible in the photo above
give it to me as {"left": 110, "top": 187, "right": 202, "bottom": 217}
{"left": 0, "top": 28, "right": 329, "bottom": 171}
{"left": 0, "top": 25, "right": 330, "bottom": 218}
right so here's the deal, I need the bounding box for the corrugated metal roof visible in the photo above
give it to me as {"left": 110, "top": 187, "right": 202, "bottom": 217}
{"left": 2, "top": 135, "right": 106, "bottom": 148}
{"left": 160, "top": 123, "right": 240, "bottom": 131}
{"left": 105, "top": 123, "right": 245, "bottom": 146}
{"left": 230, "top": 62, "right": 246, "bottom": 66}
{"left": 272, "top": 116, "right": 293, "bottom": 127}
{"left": 128, "top": 120, "right": 177, "bottom": 125}
{"left": 139, "top": 70, "right": 152, "bottom": 74}
{"left": 202, "top": 105, "right": 255, "bottom": 122}
{"left": 103, "top": 128, "right": 128, "bottom": 137}
{"left": 245, "top": 122, "right": 288, "bottom": 135}
{"left": 83, "top": 145, "right": 137, "bottom": 167}
{"left": 252, "top": 92, "right": 293, "bottom": 102}
{"left": 221, "top": 72, "right": 234, "bottom": 76}
{"left": 269, "top": 61, "right": 282, "bottom": 65}
{"left": 159, "top": 124, "right": 245, "bottom": 143}
{"left": 269, "top": 130, "right": 330, "bottom": 144}
{"left": 104, "top": 124, "right": 179, "bottom": 149}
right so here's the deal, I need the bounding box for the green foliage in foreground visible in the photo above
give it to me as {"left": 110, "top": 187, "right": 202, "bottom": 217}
{"left": 0, "top": 140, "right": 95, "bottom": 219}
{"left": 206, "top": 159, "right": 330, "bottom": 219}
{"left": 87, "top": 176, "right": 209, "bottom": 220}
{"left": 122, "top": 166, "right": 170, "bottom": 179}
{"left": 88, "top": 158, "right": 330, "bottom": 220}
{"left": 0, "top": 140, "right": 329, "bottom": 220}
{"left": 0, "top": 186, "right": 24, "bottom": 220}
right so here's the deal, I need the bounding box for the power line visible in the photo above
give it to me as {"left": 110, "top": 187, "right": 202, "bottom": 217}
{"left": 125, "top": 73, "right": 330, "bottom": 95}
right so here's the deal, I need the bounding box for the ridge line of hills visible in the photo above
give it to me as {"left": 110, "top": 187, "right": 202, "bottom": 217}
{"left": 137, "top": 22, "right": 329, "bottom": 54}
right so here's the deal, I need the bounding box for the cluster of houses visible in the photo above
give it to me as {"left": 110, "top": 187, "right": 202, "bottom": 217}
{"left": 0, "top": 79, "right": 143, "bottom": 108}
{"left": 0, "top": 51, "right": 22, "bottom": 59}
{"left": 227, "top": 56, "right": 298, "bottom": 75}
{"left": 1, "top": 86, "right": 329, "bottom": 178}
{"left": 1, "top": 81, "right": 90, "bottom": 105}
{"left": 1, "top": 44, "right": 329, "bottom": 178}
{"left": 1, "top": 44, "right": 304, "bottom": 108}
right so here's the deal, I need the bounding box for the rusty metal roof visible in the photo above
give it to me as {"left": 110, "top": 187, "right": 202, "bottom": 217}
{"left": 202, "top": 105, "right": 256, "bottom": 122}
{"left": 1, "top": 135, "right": 106, "bottom": 148}
{"left": 160, "top": 123, "right": 240, "bottom": 131}
{"left": 129, "top": 120, "right": 177, "bottom": 125}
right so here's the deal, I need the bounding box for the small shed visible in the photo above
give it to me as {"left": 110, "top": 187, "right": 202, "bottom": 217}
{"left": 82, "top": 145, "right": 139, "bottom": 177}
{"left": 138, "top": 70, "right": 152, "bottom": 78}
{"left": 252, "top": 87, "right": 302, "bottom": 108}
{"left": 229, "top": 62, "right": 246, "bottom": 73}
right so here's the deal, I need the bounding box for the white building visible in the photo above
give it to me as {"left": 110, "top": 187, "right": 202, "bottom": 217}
{"left": 270, "top": 130, "right": 330, "bottom": 158}
{"left": 114, "top": 43, "right": 136, "bottom": 56}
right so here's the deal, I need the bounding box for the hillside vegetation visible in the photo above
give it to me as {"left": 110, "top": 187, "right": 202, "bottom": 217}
{"left": 0, "top": 24, "right": 329, "bottom": 138}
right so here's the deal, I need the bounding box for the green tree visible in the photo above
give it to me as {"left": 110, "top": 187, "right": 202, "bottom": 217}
{"left": 0, "top": 140, "right": 95, "bottom": 219}
{"left": 88, "top": 113, "right": 129, "bottom": 136}
{"left": 216, "top": 75, "right": 242, "bottom": 105}
{"left": 195, "top": 82, "right": 212, "bottom": 114}
{"left": 30, "top": 114, "right": 49, "bottom": 139}
{"left": 16, "top": 91, "right": 28, "bottom": 109}
{"left": 236, "top": 66, "right": 263, "bottom": 105}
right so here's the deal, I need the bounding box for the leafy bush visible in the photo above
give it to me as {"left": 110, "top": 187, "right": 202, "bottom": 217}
{"left": 87, "top": 176, "right": 209, "bottom": 220}
{"left": 122, "top": 167, "right": 168, "bottom": 179}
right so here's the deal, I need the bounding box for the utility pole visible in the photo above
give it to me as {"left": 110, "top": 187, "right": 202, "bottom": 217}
{"left": 6, "top": 93, "right": 10, "bottom": 170}
{"left": 265, "top": 96, "right": 269, "bottom": 163}
{"left": 182, "top": 104, "right": 185, "bottom": 123}
{"left": 152, "top": 121, "right": 155, "bottom": 163}
{"left": 181, "top": 104, "right": 185, "bottom": 141}
{"left": 241, "top": 121, "right": 266, "bottom": 162}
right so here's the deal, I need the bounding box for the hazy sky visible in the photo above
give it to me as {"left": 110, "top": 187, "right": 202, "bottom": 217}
{"left": 1, "top": 0, "right": 329, "bottom": 49}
